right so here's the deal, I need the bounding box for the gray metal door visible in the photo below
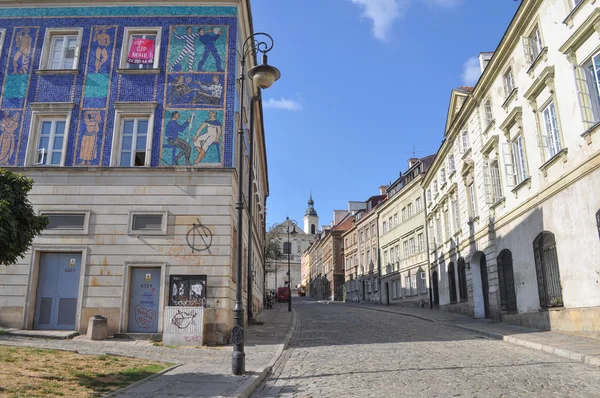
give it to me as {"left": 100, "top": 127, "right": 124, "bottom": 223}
{"left": 128, "top": 268, "right": 161, "bottom": 333}
{"left": 34, "top": 253, "right": 81, "bottom": 330}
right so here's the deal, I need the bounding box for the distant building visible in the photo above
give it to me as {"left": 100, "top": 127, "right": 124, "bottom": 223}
{"left": 422, "top": 0, "right": 600, "bottom": 332}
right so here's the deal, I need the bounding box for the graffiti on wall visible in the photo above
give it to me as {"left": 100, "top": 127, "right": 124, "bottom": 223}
{"left": 169, "top": 275, "right": 207, "bottom": 307}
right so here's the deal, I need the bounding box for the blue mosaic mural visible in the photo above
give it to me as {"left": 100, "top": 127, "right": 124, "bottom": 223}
{"left": 0, "top": 6, "right": 237, "bottom": 168}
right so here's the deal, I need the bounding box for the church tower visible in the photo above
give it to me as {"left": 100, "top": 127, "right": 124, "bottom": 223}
{"left": 303, "top": 192, "right": 319, "bottom": 235}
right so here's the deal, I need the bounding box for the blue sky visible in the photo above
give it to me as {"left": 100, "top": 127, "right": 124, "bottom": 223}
{"left": 251, "top": 0, "right": 519, "bottom": 228}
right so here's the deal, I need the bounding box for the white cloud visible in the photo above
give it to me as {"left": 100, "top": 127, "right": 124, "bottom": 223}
{"left": 461, "top": 56, "right": 481, "bottom": 86}
{"left": 350, "top": 0, "right": 463, "bottom": 42}
{"left": 263, "top": 97, "right": 303, "bottom": 111}
{"left": 350, "top": 0, "right": 406, "bottom": 41}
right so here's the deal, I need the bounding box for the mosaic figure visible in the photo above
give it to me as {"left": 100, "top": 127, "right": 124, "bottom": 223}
{"left": 169, "top": 75, "right": 193, "bottom": 104}
{"left": 197, "top": 75, "right": 223, "bottom": 105}
{"left": 167, "top": 74, "right": 224, "bottom": 107}
{"left": 93, "top": 28, "right": 111, "bottom": 73}
{"left": 0, "top": 112, "right": 20, "bottom": 165}
{"left": 13, "top": 28, "right": 32, "bottom": 74}
{"left": 166, "top": 111, "right": 193, "bottom": 165}
{"left": 170, "top": 27, "right": 200, "bottom": 72}
{"left": 193, "top": 110, "right": 221, "bottom": 164}
{"left": 198, "top": 27, "right": 223, "bottom": 72}
{"left": 79, "top": 111, "right": 101, "bottom": 165}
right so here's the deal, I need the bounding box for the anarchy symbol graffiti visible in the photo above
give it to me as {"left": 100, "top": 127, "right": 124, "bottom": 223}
{"left": 186, "top": 219, "right": 213, "bottom": 253}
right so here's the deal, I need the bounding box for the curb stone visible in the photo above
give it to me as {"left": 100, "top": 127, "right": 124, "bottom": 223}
{"left": 228, "top": 309, "right": 297, "bottom": 398}
{"left": 103, "top": 364, "right": 181, "bottom": 398}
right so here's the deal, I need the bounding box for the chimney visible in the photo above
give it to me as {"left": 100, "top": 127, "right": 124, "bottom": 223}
{"left": 379, "top": 185, "right": 388, "bottom": 195}
{"left": 479, "top": 52, "right": 494, "bottom": 73}
{"left": 408, "top": 158, "right": 419, "bottom": 168}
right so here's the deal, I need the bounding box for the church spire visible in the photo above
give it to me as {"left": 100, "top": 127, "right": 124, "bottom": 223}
{"left": 306, "top": 191, "right": 318, "bottom": 217}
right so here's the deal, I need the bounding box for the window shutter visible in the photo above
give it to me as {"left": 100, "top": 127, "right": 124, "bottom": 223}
{"left": 502, "top": 143, "right": 516, "bottom": 187}
{"left": 483, "top": 161, "right": 493, "bottom": 204}
{"left": 522, "top": 36, "right": 534, "bottom": 64}
{"left": 574, "top": 66, "right": 597, "bottom": 130}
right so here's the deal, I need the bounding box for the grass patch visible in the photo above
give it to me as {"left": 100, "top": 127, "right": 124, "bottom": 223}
{"left": 0, "top": 346, "right": 170, "bottom": 397}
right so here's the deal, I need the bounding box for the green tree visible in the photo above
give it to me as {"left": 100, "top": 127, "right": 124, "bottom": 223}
{"left": 264, "top": 224, "right": 284, "bottom": 289}
{"left": 0, "top": 169, "right": 48, "bottom": 266}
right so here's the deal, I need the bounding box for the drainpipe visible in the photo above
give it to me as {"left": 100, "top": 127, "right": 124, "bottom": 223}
{"left": 246, "top": 92, "right": 261, "bottom": 322}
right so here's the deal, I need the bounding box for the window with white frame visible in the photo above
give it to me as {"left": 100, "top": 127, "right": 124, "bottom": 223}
{"left": 484, "top": 98, "right": 493, "bottom": 126}
{"left": 34, "top": 118, "right": 67, "bottom": 165}
{"left": 540, "top": 101, "right": 563, "bottom": 159}
{"left": 440, "top": 168, "right": 446, "bottom": 184}
{"left": 121, "top": 28, "right": 161, "bottom": 69}
{"left": 420, "top": 271, "right": 427, "bottom": 293}
{"left": 448, "top": 154, "right": 456, "bottom": 174}
{"left": 383, "top": 221, "right": 387, "bottom": 234}
{"left": 390, "top": 247, "right": 395, "bottom": 264}
{"left": 41, "top": 29, "right": 82, "bottom": 70}
{"left": 426, "top": 189, "right": 432, "bottom": 204}
{"left": 433, "top": 180, "right": 438, "bottom": 195}
{"left": 484, "top": 159, "right": 503, "bottom": 203}
{"left": 444, "top": 209, "right": 450, "bottom": 240}
{"left": 394, "top": 213, "right": 398, "bottom": 226}
{"left": 395, "top": 246, "right": 400, "bottom": 264}
{"left": 366, "top": 227, "right": 370, "bottom": 239}
{"left": 436, "top": 217, "right": 443, "bottom": 244}
{"left": 418, "top": 233, "right": 424, "bottom": 253}
{"left": 388, "top": 217, "right": 392, "bottom": 230}
{"left": 576, "top": 52, "right": 600, "bottom": 129}
{"left": 407, "top": 203, "right": 413, "bottom": 218}
{"left": 411, "top": 274, "right": 417, "bottom": 290}
{"left": 523, "top": 26, "right": 543, "bottom": 64}
{"left": 117, "top": 117, "right": 150, "bottom": 166}
{"left": 503, "top": 67, "right": 515, "bottom": 98}
{"left": 402, "top": 207, "right": 407, "bottom": 221}
{"left": 503, "top": 135, "right": 528, "bottom": 186}
{"left": 461, "top": 130, "right": 470, "bottom": 153}
{"left": 403, "top": 241, "right": 409, "bottom": 258}
{"left": 409, "top": 238, "right": 415, "bottom": 256}
{"left": 468, "top": 183, "right": 478, "bottom": 218}
{"left": 384, "top": 251, "right": 389, "bottom": 266}
{"left": 452, "top": 198, "right": 460, "bottom": 231}
{"left": 129, "top": 211, "right": 167, "bottom": 235}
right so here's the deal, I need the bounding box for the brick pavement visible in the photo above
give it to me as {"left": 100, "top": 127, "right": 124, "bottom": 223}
{"left": 252, "top": 298, "right": 600, "bottom": 398}
{"left": 0, "top": 306, "right": 295, "bottom": 398}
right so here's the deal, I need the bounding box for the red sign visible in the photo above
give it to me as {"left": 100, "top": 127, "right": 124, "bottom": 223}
{"left": 127, "top": 38, "right": 155, "bottom": 65}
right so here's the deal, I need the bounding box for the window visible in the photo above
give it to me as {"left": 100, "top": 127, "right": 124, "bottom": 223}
{"left": 541, "top": 101, "right": 562, "bottom": 159}
{"left": 503, "top": 68, "right": 515, "bottom": 98}
{"left": 415, "top": 198, "right": 422, "bottom": 212}
{"left": 428, "top": 221, "right": 435, "bottom": 248}
{"left": 468, "top": 183, "right": 478, "bottom": 218}
{"left": 418, "top": 233, "right": 424, "bottom": 253}
{"left": 426, "top": 189, "right": 432, "bottom": 204}
{"left": 461, "top": 130, "right": 470, "bottom": 153}
{"left": 311, "top": 224, "right": 316, "bottom": 234}
{"left": 448, "top": 262, "right": 457, "bottom": 303}
{"left": 409, "top": 238, "right": 415, "bottom": 256}
{"left": 411, "top": 274, "right": 417, "bottom": 290}
{"left": 41, "top": 29, "right": 82, "bottom": 70}
{"left": 403, "top": 241, "right": 409, "bottom": 258}
{"left": 576, "top": 52, "right": 600, "bottom": 129}
{"left": 452, "top": 199, "right": 460, "bottom": 232}
{"left": 390, "top": 247, "right": 395, "bottom": 264}
{"left": 405, "top": 276, "right": 411, "bottom": 296}
{"left": 383, "top": 221, "right": 387, "bottom": 234}
{"left": 297, "top": 243, "right": 302, "bottom": 253}
{"left": 503, "top": 135, "right": 528, "bottom": 187}
{"left": 484, "top": 98, "right": 493, "bottom": 126}
{"left": 407, "top": 204, "right": 413, "bottom": 218}
{"left": 533, "top": 231, "right": 563, "bottom": 308}
{"left": 129, "top": 211, "right": 167, "bottom": 235}
{"left": 121, "top": 28, "right": 161, "bottom": 69}
{"left": 394, "top": 213, "right": 398, "bottom": 226}
{"left": 436, "top": 217, "right": 443, "bottom": 245}
{"left": 388, "top": 217, "right": 392, "bottom": 231}
{"left": 402, "top": 207, "right": 407, "bottom": 221}
{"left": 490, "top": 160, "right": 503, "bottom": 203}
{"left": 360, "top": 231, "right": 364, "bottom": 242}
{"left": 444, "top": 210, "right": 450, "bottom": 240}
{"left": 440, "top": 168, "right": 446, "bottom": 185}
{"left": 395, "top": 246, "right": 400, "bottom": 265}
{"left": 498, "top": 249, "right": 518, "bottom": 312}
{"left": 283, "top": 241, "right": 291, "bottom": 254}
{"left": 45, "top": 213, "right": 85, "bottom": 230}
{"left": 111, "top": 103, "right": 156, "bottom": 167}
{"left": 34, "top": 119, "right": 67, "bottom": 165}
{"left": 448, "top": 154, "right": 455, "bottom": 174}
{"left": 420, "top": 271, "right": 427, "bottom": 294}
{"left": 523, "top": 26, "right": 543, "bottom": 63}
{"left": 458, "top": 258, "right": 468, "bottom": 301}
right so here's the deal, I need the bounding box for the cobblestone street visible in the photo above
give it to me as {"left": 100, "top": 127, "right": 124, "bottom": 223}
{"left": 253, "top": 298, "right": 600, "bottom": 398}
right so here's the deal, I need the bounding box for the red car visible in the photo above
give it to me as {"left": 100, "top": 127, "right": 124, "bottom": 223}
{"left": 277, "top": 287, "right": 290, "bottom": 302}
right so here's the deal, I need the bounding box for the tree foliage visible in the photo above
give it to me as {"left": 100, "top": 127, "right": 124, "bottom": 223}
{"left": 264, "top": 224, "right": 284, "bottom": 274}
{"left": 0, "top": 169, "right": 48, "bottom": 266}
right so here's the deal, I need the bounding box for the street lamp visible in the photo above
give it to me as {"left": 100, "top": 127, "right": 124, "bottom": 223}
{"left": 232, "top": 33, "right": 280, "bottom": 376}
{"left": 285, "top": 217, "right": 298, "bottom": 312}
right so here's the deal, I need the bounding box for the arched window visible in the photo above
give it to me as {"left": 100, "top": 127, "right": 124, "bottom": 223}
{"left": 497, "top": 249, "right": 517, "bottom": 312}
{"left": 533, "top": 232, "right": 562, "bottom": 308}
{"left": 448, "top": 262, "right": 457, "bottom": 303}
{"left": 457, "top": 257, "right": 468, "bottom": 300}
{"left": 311, "top": 224, "right": 316, "bottom": 235}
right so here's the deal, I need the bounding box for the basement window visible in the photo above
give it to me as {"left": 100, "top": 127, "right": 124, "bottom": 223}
{"left": 40, "top": 211, "right": 90, "bottom": 235}
{"left": 129, "top": 211, "right": 167, "bottom": 235}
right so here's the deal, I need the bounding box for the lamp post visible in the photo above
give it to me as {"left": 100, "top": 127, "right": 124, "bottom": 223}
{"left": 232, "top": 33, "right": 280, "bottom": 376}
{"left": 285, "top": 217, "right": 298, "bottom": 312}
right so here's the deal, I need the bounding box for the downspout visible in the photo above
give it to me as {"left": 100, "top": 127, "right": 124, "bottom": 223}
{"left": 246, "top": 92, "right": 261, "bottom": 322}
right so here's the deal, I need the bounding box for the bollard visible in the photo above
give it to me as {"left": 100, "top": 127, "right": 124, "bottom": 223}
{"left": 87, "top": 315, "right": 108, "bottom": 341}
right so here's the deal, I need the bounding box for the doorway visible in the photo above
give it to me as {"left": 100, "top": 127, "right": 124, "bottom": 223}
{"left": 432, "top": 271, "right": 439, "bottom": 306}
{"left": 128, "top": 268, "right": 161, "bottom": 333}
{"left": 34, "top": 253, "right": 81, "bottom": 330}
{"left": 471, "top": 252, "right": 490, "bottom": 319}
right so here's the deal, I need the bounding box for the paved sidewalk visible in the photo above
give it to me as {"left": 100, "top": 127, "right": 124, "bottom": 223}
{"left": 0, "top": 307, "right": 295, "bottom": 397}
{"left": 346, "top": 302, "right": 600, "bottom": 367}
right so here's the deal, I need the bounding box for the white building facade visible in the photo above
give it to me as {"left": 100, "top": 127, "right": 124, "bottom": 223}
{"left": 423, "top": 0, "right": 600, "bottom": 332}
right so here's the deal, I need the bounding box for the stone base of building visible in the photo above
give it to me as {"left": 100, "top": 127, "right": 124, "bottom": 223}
{"left": 439, "top": 301, "right": 470, "bottom": 316}
{"left": 501, "top": 306, "right": 600, "bottom": 333}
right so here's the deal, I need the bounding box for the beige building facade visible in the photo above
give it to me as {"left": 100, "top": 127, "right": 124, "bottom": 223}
{"left": 423, "top": 0, "right": 600, "bottom": 332}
